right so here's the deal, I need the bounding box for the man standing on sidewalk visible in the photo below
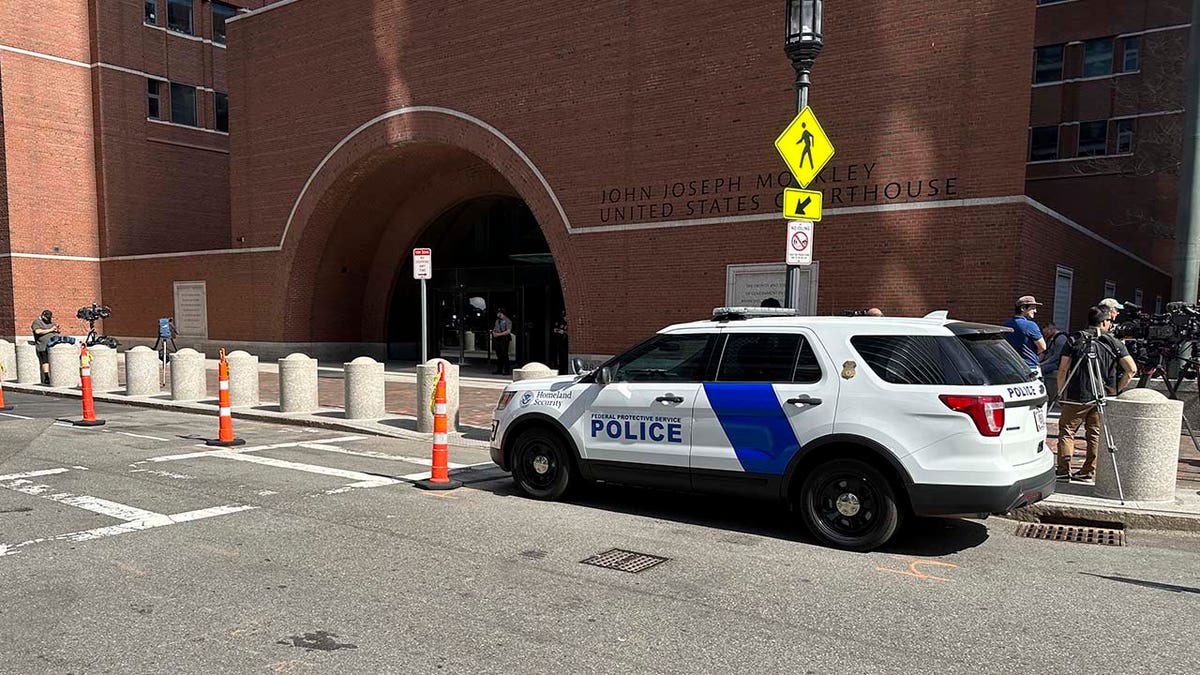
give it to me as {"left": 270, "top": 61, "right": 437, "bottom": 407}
{"left": 30, "top": 309, "right": 60, "bottom": 385}
{"left": 1055, "top": 307, "right": 1137, "bottom": 482}
{"left": 1004, "top": 296, "right": 1047, "bottom": 371}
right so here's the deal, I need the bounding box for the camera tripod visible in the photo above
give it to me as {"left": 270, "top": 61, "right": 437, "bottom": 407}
{"left": 1056, "top": 334, "right": 1125, "bottom": 504}
{"left": 1135, "top": 348, "right": 1200, "bottom": 455}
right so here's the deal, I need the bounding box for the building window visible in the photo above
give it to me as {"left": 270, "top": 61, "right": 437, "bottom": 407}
{"left": 170, "top": 83, "right": 197, "bottom": 126}
{"left": 167, "top": 0, "right": 193, "bottom": 35}
{"left": 1104, "top": 280, "right": 1117, "bottom": 298}
{"left": 1054, "top": 266, "right": 1073, "bottom": 329}
{"left": 145, "top": 0, "right": 158, "bottom": 25}
{"left": 1122, "top": 36, "right": 1140, "bottom": 72}
{"left": 147, "top": 79, "right": 162, "bottom": 119}
{"left": 1034, "top": 44, "right": 1065, "bottom": 84}
{"left": 1116, "top": 118, "right": 1135, "bottom": 153}
{"left": 1156, "top": 295, "right": 1163, "bottom": 313}
{"left": 1083, "top": 38, "right": 1114, "bottom": 77}
{"left": 212, "top": 2, "right": 237, "bottom": 45}
{"left": 1029, "top": 126, "right": 1059, "bottom": 161}
{"left": 1077, "top": 120, "right": 1108, "bottom": 157}
{"left": 1134, "top": 289, "right": 1144, "bottom": 308}
{"left": 215, "top": 92, "right": 229, "bottom": 132}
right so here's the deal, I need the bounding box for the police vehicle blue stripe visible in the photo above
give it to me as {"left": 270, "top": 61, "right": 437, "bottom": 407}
{"left": 703, "top": 383, "right": 800, "bottom": 475}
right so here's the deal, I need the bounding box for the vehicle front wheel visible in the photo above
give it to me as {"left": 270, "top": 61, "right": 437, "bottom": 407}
{"left": 798, "top": 458, "right": 900, "bottom": 552}
{"left": 511, "top": 427, "right": 574, "bottom": 500}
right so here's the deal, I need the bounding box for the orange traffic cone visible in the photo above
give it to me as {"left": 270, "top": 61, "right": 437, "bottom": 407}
{"left": 206, "top": 349, "right": 244, "bottom": 447}
{"left": 0, "top": 371, "right": 12, "bottom": 411}
{"left": 417, "top": 362, "right": 460, "bottom": 490}
{"left": 74, "top": 345, "right": 105, "bottom": 427}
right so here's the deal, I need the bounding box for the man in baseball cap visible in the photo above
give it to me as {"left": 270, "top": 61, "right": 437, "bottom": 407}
{"left": 1004, "top": 295, "right": 1047, "bottom": 371}
{"left": 1098, "top": 297, "right": 1124, "bottom": 322}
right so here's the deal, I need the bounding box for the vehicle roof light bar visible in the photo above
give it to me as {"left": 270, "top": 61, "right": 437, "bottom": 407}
{"left": 712, "top": 307, "right": 800, "bottom": 321}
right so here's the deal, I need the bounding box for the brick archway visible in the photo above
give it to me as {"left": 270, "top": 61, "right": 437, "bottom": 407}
{"left": 278, "top": 108, "right": 575, "bottom": 344}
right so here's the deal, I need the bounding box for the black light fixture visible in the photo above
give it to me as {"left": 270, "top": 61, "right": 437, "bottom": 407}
{"left": 784, "top": 0, "right": 824, "bottom": 67}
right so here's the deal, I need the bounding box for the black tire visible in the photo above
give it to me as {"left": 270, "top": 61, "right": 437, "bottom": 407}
{"left": 798, "top": 458, "right": 900, "bottom": 552}
{"left": 510, "top": 427, "right": 574, "bottom": 500}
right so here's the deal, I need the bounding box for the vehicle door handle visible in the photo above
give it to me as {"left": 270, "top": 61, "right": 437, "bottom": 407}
{"left": 655, "top": 395, "right": 684, "bottom": 404}
{"left": 786, "top": 396, "right": 823, "bottom": 407}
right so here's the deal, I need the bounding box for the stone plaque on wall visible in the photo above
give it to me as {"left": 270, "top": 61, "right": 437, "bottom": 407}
{"left": 173, "top": 281, "right": 208, "bottom": 339}
{"left": 725, "top": 263, "right": 819, "bottom": 315}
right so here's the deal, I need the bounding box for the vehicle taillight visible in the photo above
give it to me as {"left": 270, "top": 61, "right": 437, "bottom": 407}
{"left": 939, "top": 395, "right": 1005, "bottom": 437}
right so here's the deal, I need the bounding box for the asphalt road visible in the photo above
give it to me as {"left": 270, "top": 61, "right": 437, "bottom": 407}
{"left": 1, "top": 391, "right": 1197, "bottom": 674}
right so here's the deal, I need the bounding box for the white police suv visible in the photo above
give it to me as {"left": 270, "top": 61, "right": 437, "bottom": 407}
{"left": 489, "top": 308, "right": 1054, "bottom": 551}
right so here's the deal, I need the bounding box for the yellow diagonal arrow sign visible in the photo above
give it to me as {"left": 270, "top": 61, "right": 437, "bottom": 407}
{"left": 782, "top": 188, "right": 822, "bottom": 222}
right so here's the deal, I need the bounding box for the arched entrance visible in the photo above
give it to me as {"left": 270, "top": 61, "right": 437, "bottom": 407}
{"left": 386, "top": 196, "right": 566, "bottom": 369}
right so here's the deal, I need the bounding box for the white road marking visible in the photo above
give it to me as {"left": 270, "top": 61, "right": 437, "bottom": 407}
{"left": 0, "top": 504, "right": 256, "bottom": 558}
{"left": 400, "top": 461, "right": 495, "bottom": 482}
{"left": 149, "top": 435, "right": 369, "bottom": 463}
{"left": 295, "top": 442, "right": 468, "bottom": 469}
{"left": 118, "top": 431, "right": 170, "bottom": 442}
{"left": 257, "top": 490, "right": 278, "bottom": 496}
{"left": 0, "top": 468, "right": 71, "bottom": 481}
{"left": 0, "top": 412, "right": 33, "bottom": 420}
{"left": 206, "top": 450, "right": 401, "bottom": 488}
{"left": 1, "top": 480, "right": 162, "bottom": 521}
{"left": 129, "top": 469, "right": 194, "bottom": 480}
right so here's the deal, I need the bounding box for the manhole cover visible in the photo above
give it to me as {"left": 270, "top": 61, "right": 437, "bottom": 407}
{"left": 1015, "top": 522, "right": 1126, "bottom": 546}
{"left": 581, "top": 548, "right": 669, "bottom": 573}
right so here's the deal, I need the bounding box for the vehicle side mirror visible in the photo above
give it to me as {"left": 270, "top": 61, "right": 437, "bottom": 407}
{"left": 596, "top": 366, "right": 614, "bottom": 386}
{"left": 571, "top": 357, "right": 583, "bottom": 375}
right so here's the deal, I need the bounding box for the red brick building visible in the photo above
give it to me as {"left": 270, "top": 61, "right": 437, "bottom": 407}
{"left": 1, "top": 0, "right": 1185, "bottom": 365}
{"left": 1028, "top": 0, "right": 1190, "bottom": 328}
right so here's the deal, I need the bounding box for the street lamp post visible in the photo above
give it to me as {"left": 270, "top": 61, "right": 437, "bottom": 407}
{"left": 783, "top": 0, "right": 823, "bottom": 310}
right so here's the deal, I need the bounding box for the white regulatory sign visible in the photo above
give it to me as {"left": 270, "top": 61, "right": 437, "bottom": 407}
{"left": 786, "top": 221, "right": 813, "bottom": 266}
{"left": 413, "top": 248, "right": 432, "bottom": 280}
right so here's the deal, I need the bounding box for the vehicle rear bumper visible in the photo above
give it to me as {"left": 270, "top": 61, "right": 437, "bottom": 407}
{"left": 907, "top": 467, "right": 1056, "bottom": 517}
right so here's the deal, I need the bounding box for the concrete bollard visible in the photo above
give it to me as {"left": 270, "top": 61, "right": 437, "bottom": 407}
{"left": 1096, "top": 388, "right": 1183, "bottom": 502}
{"left": 48, "top": 343, "right": 81, "bottom": 388}
{"left": 170, "top": 348, "right": 207, "bottom": 401}
{"left": 16, "top": 342, "right": 40, "bottom": 384}
{"left": 225, "top": 350, "right": 260, "bottom": 408}
{"left": 88, "top": 345, "right": 119, "bottom": 392}
{"left": 344, "top": 356, "right": 385, "bottom": 419}
{"left": 0, "top": 339, "right": 16, "bottom": 382}
{"left": 512, "top": 361, "right": 557, "bottom": 382}
{"left": 417, "top": 358, "right": 460, "bottom": 432}
{"left": 278, "top": 353, "right": 318, "bottom": 413}
{"left": 125, "top": 346, "right": 160, "bottom": 396}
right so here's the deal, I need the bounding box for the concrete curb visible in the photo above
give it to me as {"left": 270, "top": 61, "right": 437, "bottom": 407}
{"left": 1009, "top": 495, "right": 1200, "bottom": 533}
{"left": 2, "top": 382, "right": 492, "bottom": 449}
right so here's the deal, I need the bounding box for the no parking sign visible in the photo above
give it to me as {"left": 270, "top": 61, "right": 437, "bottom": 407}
{"left": 786, "top": 221, "right": 813, "bottom": 266}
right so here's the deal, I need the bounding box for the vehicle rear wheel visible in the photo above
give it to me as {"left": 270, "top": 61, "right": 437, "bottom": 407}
{"left": 511, "top": 427, "right": 573, "bottom": 500}
{"left": 798, "top": 458, "right": 900, "bottom": 552}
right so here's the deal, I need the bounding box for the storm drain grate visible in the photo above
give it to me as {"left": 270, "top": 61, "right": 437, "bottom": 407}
{"left": 1015, "top": 522, "right": 1126, "bottom": 546}
{"left": 581, "top": 548, "right": 669, "bottom": 574}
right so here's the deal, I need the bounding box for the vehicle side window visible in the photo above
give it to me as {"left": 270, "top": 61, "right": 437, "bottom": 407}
{"left": 793, "top": 338, "right": 822, "bottom": 383}
{"left": 613, "top": 334, "right": 715, "bottom": 383}
{"left": 851, "top": 335, "right": 986, "bottom": 386}
{"left": 716, "top": 333, "right": 801, "bottom": 382}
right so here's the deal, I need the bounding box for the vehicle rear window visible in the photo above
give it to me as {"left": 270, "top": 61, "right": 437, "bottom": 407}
{"left": 851, "top": 334, "right": 1032, "bottom": 386}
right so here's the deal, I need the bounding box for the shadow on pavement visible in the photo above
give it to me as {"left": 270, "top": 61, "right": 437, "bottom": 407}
{"left": 470, "top": 478, "right": 989, "bottom": 555}
{"left": 1080, "top": 572, "right": 1200, "bottom": 595}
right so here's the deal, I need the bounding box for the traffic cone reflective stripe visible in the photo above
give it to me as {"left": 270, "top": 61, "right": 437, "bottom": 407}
{"left": 417, "top": 361, "right": 459, "bottom": 490}
{"left": 74, "top": 345, "right": 105, "bottom": 426}
{"left": 206, "top": 349, "right": 244, "bottom": 447}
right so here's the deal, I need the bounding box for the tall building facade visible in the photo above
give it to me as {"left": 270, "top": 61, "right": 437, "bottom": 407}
{"left": 0, "top": 0, "right": 262, "bottom": 337}
{"left": 1028, "top": 0, "right": 1191, "bottom": 327}
{"left": 1, "top": 1, "right": 1189, "bottom": 362}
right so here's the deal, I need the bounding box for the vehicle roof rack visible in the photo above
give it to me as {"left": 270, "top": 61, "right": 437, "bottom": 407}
{"left": 712, "top": 307, "right": 800, "bottom": 321}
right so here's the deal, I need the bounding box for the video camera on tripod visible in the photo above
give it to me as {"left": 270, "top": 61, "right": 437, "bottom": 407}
{"left": 1111, "top": 301, "right": 1200, "bottom": 378}
{"left": 75, "top": 303, "right": 120, "bottom": 349}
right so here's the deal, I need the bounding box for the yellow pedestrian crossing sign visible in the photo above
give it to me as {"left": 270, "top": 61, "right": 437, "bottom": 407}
{"left": 774, "top": 107, "right": 835, "bottom": 188}
{"left": 782, "top": 188, "right": 822, "bottom": 221}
